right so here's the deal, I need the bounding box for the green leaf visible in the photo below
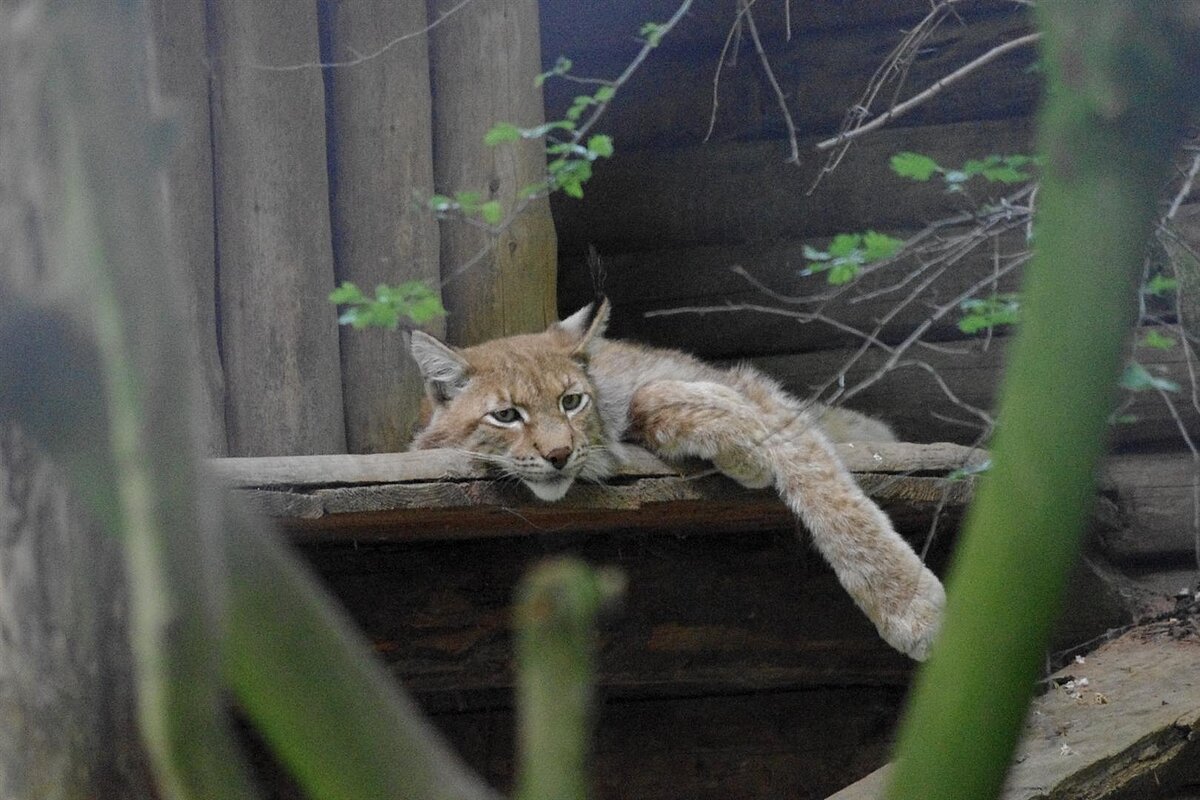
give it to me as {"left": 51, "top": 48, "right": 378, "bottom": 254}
{"left": 958, "top": 295, "right": 1021, "bottom": 334}
{"left": 980, "top": 165, "right": 1030, "bottom": 183}
{"left": 640, "top": 22, "right": 665, "bottom": 47}
{"left": 453, "top": 191, "right": 481, "bottom": 211}
{"left": 862, "top": 230, "right": 904, "bottom": 262}
{"left": 484, "top": 122, "right": 521, "bottom": 146}
{"left": 587, "top": 134, "right": 614, "bottom": 159}
{"left": 891, "top": 152, "right": 940, "bottom": 181}
{"left": 1120, "top": 361, "right": 1180, "bottom": 392}
{"left": 1144, "top": 274, "right": 1178, "bottom": 296}
{"left": 479, "top": 200, "right": 504, "bottom": 226}
{"left": 593, "top": 85, "right": 617, "bottom": 102}
{"left": 827, "top": 233, "right": 863, "bottom": 258}
{"left": 328, "top": 281, "right": 364, "bottom": 304}
{"left": 827, "top": 262, "right": 859, "bottom": 285}
{"left": 1140, "top": 329, "right": 1177, "bottom": 350}
{"left": 947, "top": 459, "right": 992, "bottom": 480}
{"left": 428, "top": 194, "right": 455, "bottom": 212}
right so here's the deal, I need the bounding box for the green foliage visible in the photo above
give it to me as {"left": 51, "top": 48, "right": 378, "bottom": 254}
{"left": 1140, "top": 328, "right": 1177, "bottom": 350}
{"left": 1120, "top": 361, "right": 1180, "bottom": 393}
{"left": 891, "top": 151, "right": 1043, "bottom": 192}
{"left": 958, "top": 294, "right": 1021, "bottom": 334}
{"left": 640, "top": 22, "right": 666, "bottom": 47}
{"left": 1143, "top": 273, "right": 1178, "bottom": 296}
{"left": 329, "top": 281, "right": 445, "bottom": 329}
{"left": 802, "top": 230, "right": 903, "bottom": 285}
{"left": 536, "top": 56, "right": 573, "bottom": 87}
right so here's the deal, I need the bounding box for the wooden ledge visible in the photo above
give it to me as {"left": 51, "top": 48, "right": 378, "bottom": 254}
{"left": 208, "top": 442, "right": 986, "bottom": 542}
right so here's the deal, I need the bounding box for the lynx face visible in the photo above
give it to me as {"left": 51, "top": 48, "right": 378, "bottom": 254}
{"left": 409, "top": 305, "right": 617, "bottom": 501}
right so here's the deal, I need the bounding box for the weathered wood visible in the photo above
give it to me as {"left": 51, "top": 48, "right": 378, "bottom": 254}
{"left": 748, "top": 329, "right": 1200, "bottom": 447}
{"left": 0, "top": 19, "right": 152, "bottom": 791}
{"left": 321, "top": 0, "right": 442, "bottom": 453}
{"left": 429, "top": 686, "right": 902, "bottom": 800}
{"left": 1166, "top": 202, "right": 1200, "bottom": 342}
{"left": 210, "top": 441, "right": 987, "bottom": 487}
{"left": 148, "top": 0, "right": 227, "bottom": 456}
{"left": 1098, "top": 452, "right": 1200, "bottom": 566}
{"left": 826, "top": 625, "right": 1200, "bottom": 800}
{"left": 209, "top": 442, "right": 984, "bottom": 539}
{"left": 561, "top": 227, "right": 1029, "bottom": 358}
{"left": 208, "top": 0, "right": 347, "bottom": 456}
{"left": 428, "top": 0, "right": 558, "bottom": 346}
{"left": 302, "top": 529, "right": 927, "bottom": 706}
{"left": 544, "top": 9, "right": 1037, "bottom": 150}
{"left": 551, "top": 117, "right": 1034, "bottom": 252}
{"left": 0, "top": 426, "right": 153, "bottom": 799}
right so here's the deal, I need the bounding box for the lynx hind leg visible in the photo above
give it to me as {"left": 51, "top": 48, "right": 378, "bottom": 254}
{"left": 629, "top": 380, "right": 774, "bottom": 489}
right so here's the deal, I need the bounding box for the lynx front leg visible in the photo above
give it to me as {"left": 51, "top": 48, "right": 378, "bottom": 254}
{"left": 628, "top": 380, "right": 774, "bottom": 488}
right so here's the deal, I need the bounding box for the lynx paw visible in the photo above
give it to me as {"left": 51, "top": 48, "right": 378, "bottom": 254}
{"left": 874, "top": 567, "right": 945, "bottom": 661}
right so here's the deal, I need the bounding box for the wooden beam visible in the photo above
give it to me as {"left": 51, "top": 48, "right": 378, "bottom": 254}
{"left": 1098, "top": 452, "right": 1200, "bottom": 566}
{"left": 208, "top": 442, "right": 986, "bottom": 540}
{"left": 826, "top": 623, "right": 1200, "bottom": 800}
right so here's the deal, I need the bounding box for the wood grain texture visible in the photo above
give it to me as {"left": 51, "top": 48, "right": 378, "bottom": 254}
{"left": 321, "top": 0, "right": 442, "bottom": 453}
{"left": 148, "top": 0, "right": 227, "bottom": 456}
{"left": 428, "top": 0, "right": 558, "bottom": 346}
{"left": 1098, "top": 452, "right": 1200, "bottom": 565}
{"left": 544, "top": 9, "right": 1037, "bottom": 151}
{"left": 827, "top": 625, "right": 1200, "bottom": 800}
{"left": 207, "top": 0, "right": 346, "bottom": 455}
{"left": 561, "top": 227, "right": 1030, "bottom": 358}
{"left": 210, "top": 443, "right": 984, "bottom": 541}
{"left": 551, "top": 117, "right": 1034, "bottom": 252}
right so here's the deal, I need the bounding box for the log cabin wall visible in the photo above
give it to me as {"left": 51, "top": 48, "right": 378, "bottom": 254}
{"left": 545, "top": 0, "right": 1200, "bottom": 453}
{"left": 149, "top": 0, "right": 558, "bottom": 458}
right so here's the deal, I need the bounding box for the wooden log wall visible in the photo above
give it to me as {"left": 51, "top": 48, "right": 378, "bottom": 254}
{"left": 145, "top": 0, "right": 557, "bottom": 457}
{"left": 547, "top": 1, "right": 1200, "bottom": 459}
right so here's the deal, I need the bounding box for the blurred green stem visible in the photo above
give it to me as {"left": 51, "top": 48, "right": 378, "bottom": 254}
{"left": 514, "top": 559, "right": 624, "bottom": 800}
{"left": 886, "top": 4, "right": 1200, "bottom": 800}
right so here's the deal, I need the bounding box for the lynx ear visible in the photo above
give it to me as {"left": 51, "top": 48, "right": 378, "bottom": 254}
{"left": 409, "top": 330, "right": 470, "bottom": 402}
{"left": 557, "top": 298, "right": 610, "bottom": 358}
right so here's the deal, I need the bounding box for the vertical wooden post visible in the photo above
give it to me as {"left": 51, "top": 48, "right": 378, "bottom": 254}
{"left": 148, "top": 0, "right": 227, "bottom": 457}
{"left": 207, "top": 0, "right": 347, "bottom": 456}
{"left": 428, "top": 0, "right": 558, "bottom": 346}
{"left": 321, "top": 0, "right": 442, "bottom": 452}
{"left": 0, "top": 11, "right": 153, "bottom": 798}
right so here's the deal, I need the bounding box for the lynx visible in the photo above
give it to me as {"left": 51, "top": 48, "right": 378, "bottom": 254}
{"left": 410, "top": 301, "right": 944, "bottom": 660}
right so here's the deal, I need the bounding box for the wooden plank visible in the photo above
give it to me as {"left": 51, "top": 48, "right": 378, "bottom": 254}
{"left": 216, "top": 443, "right": 981, "bottom": 540}
{"left": 209, "top": 441, "right": 987, "bottom": 487}
{"left": 148, "top": 0, "right": 227, "bottom": 456}
{"left": 544, "top": 10, "right": 1037, "bottom": 150}
{"left": 748, "top": 330, "right": 1200, "bottom": 447}
{"left": 551, "top": 117, "right": 1034, "bottom": 252}
{"left": 207, "top": 0, "right": 347, "bottom": 455}
{"left": 428, "top": 0, "right": 558, "bottom": 346}
{"left": 321, "top": 0, "right": 442, "bottom": 453}
{"left": 561, "top": 227, "right": 1029, "bottom": 358}
{"left": 827, "top": 624, "right": 1200, "bottom": 800}
{"left": 1098, "top": 452, "right": 1200, "bottom": 565}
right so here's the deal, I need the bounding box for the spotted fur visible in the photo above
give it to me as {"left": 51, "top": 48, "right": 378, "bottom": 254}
{"left": 410, "top": 301, "right": 944, "bottom": 659}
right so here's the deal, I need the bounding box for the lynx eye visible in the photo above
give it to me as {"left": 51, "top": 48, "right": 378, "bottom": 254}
{"left": 489, "top": 407, "right": 522, "bottom": 425}
{"left": 560, "top": 392, "right": 586, "bottom": 413}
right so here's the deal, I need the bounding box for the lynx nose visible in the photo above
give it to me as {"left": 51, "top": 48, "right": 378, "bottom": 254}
{"left": 543, "top": 447, "right": 572, "bottom": 470}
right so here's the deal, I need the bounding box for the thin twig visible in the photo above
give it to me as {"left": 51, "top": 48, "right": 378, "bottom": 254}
{"left": 815, "top": 33, "right": 1042, "bottom": 151}
{"left": 740, "top": 0, "right": 801, "bottom": 164}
